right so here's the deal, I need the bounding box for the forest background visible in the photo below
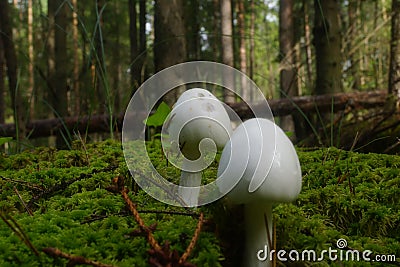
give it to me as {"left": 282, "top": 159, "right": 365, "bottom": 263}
{"left": 0, "top": 0, "right": 399, "bottom": 153}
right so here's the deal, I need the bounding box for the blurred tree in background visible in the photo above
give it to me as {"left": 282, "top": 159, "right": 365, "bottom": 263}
{"left": 0, "top": 0, "right": 398, "bottom": 151}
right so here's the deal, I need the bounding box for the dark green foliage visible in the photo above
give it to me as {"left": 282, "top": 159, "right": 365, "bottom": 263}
{"left": 0, "top": 141, "right": 399, "bottom": 266}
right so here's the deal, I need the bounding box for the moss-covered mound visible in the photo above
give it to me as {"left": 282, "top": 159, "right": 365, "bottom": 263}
{"left": 0, "top": 140, "right": 399, "bottom": 266}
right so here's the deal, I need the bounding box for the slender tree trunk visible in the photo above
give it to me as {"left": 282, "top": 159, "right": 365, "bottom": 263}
{"left": 95, "top": 0, "right": 107, "bottom": 114}
{"left": 220, "top": 0, "right": 235, "bottom": 104}
{"left": 48, "top": 0, "right": 69, "bottom": 147}
{"left": 237, "top": 0, "right": 249, "bottom": 101}
{"left": 0, "top": 0, "right": 26, "bottom": 140}
{"left": 249, "top": 0, "right": 255, "bottom": 83}
{"left": 112, "top": 1, "right": 121, "bottom": 112}
{"left": 303, "top": 0, "right": 313, "bottom": 90}
{"left": 186, "top": 0, "right": 200, "bottom": 60}
{"left": 0, "top": 36, "right": 4, "bottom": 124}
{"left": 139, "top": 0, "right": 147, "bottom": 83}
{"left": 389, "top": 0, "right": 400, "bottom": 103}
{"left": 212, "top": 0, "right": 221, "bottom": 64}
{"left": 279, "top": 0, "right": 297, "bottom": 135}
{"left": 28, "top": 0, "right": 34, "bottom": 120}
{"left": 72, "top": 0, "right": 80, "bottom": 115}
{"left": 154, "top": 0, "right": 187, "bottom": 106}
{"left": 348, "top": 0, "right": 361, "bottom": 90}
{"left": 313, "top": 0, "right": 342, "bottom": 94}
{"left": 129, "top": 0, "right": 139, "bottom": 92}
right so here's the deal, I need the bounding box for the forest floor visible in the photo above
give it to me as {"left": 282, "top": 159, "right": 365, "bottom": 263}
{"left": 0, "top": 140, "right": 399, "bottom": 266}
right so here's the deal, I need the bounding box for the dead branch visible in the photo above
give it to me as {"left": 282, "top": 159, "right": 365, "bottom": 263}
{"left": 28, "top": 165, "right": 118, "bottom": 209}
{"left": 42, "top": 247, "right": 115, "bottom": 267}
{"left": 14, "top": 187, "right": 33, "bottom": 216}
{"left": 0, "top": 211, "right": 39, "bottom": 256}
{"left": 0, "top": 91, "right": 389, "bottom": 138}
{"left": 179, "top": 213, "right": 204, "bottom": 264}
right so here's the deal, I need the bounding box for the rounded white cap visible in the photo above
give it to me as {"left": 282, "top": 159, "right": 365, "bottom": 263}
{"left": 217, "top": 118, "right": 302, "bottom": 203}
{"left": 166, "top": 88, "right": 232, "bottom": 160}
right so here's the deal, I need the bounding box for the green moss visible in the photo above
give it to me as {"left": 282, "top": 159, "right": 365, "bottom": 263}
{"left": 0, "top": 141, "right": 399, "bottom": 266}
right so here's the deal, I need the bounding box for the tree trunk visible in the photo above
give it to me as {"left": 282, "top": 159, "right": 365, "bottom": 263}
{"left": 313, "top": 0, "right": 342, "bottom": 94}
{"left": 72, "top": 0, "right": 80, "bottom": 115}
{"left": 0, "top": 0, "right": 26, "bottom": 140}
{"left": 95, "top": 0, "right": 107, "bottom": 114}
{"left": 48, "top": 0, "right": 69, "bottom": 148}
{"left": 28, "top": 0, "right": 35, "bottom": 120}
{"left": 279, "top": 0, "right": 298, "bottom": 133}
{"left": 220, "top": 0, "right": 236, "bottom": 104}
{"left": 249, "top": 0, "right": 255, "bottom": 84}
{"left": 347, "top": 0, "right": 361, "bottom": 90}
{"left": 303, "top": 0, "right": 313, "bottom": 90}
{"left": 186, "top": 0, "right": 200, "bottom": 60}
{"left": 389, "top": 0, "right": 400, "bottom": 104}
{"left": 0, "top": 35, "right": 4, "bottom": 124}
{"left": 154, "top": 0, "right": 187, "bottom": 106}
{"left": 139, "top": 0, "right": 147, "bottom": 83}
{"left": 129, "top": 0, "right": 140, "bottom": 92}
{"left": 237, "top": 0, "right": 249, "bottom": 101}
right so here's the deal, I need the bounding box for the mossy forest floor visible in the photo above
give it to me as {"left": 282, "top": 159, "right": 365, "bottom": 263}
{"left": 0, "top": 140, "right": 399, "bottom": 266}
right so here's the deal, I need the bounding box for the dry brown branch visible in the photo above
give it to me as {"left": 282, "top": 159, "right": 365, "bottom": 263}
{"left": 0, "top": 175, "right": 44, "bottom": 191}
{"left": 179, "top": 213, "right": 204, "bottom": 264}
{"left": 14, "top": 187, "right": 33, "bottom": 216}
{"left": 42, "top": 247, "right": 115, "bottom": 267}
{"left": 0, "top": 212, "right": 39, "bottom": 256}
{"left": 0, "top": 91, "right": 389, "bottom": 138}
{"left": 120, "top": 185, "right": 163, "bottom": 252}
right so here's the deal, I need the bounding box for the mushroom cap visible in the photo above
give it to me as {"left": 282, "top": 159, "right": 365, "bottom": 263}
{"left": 166, "top": 88, "right": 232, "bottom": 160}
{"left": 217, "top": 118, "right": 302, "bottom": 204}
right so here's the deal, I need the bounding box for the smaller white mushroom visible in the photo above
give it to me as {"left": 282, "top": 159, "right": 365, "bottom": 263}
{"left": 217, "top": 118, "right": 302, "bottom": 267}
{"left": 165, "top": 88, "right": 232, "bottom": 207}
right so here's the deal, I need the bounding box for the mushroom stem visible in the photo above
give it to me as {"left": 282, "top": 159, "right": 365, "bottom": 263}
{"left": 178, "top": 170, "right": 202, "bottom": 207}
{"left": 244, "top": 202, "right": 273, "bottom": 267}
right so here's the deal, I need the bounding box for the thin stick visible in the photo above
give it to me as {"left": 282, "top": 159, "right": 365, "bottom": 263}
{"left": 14, "top": 187, "right": 33, "bottom": 216}
{"left": 0, "top": 212, "right": 39, "bottom": 256}
{"left": 120, "top": 187, "right": 162, "bottom": 252}
{"left": 42, "top": 247, "right": 115, "bottom": 267}
{"left": 179, "top": 212, "right": 204, "bottom": 263}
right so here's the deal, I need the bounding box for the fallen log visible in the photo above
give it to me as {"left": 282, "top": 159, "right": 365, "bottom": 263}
{"left": 0, "top": 90, "right": 389, "bottom": 139}
{"left": 229, "top": 90, "right": 389, "bottom": 119}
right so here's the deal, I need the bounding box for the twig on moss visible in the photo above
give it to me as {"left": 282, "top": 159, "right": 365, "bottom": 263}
{"left": 42, "top": 247, "right": 115, "bottom": 267}
{"left": 28, "top": 165, "right": 117, "bottom": 209}
{"left": 120, "top": 182, "right": 163, "bottom": 252}
{"left": 0, "top": 175, "right": 44, "bottom": 191}
{"left": 81, "top": 210, "right": 199, "bottom": 225}
{"left": 179, "top": 212, "right": 204, "bottom": 264}
{"left": 14, "top": 186, "right": 33, "bottom": 216}
{"left": 0, "top": 211, "right": 39, "bottom": 256}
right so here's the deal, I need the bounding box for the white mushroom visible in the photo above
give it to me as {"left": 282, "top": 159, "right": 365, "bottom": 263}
{"left": 165, "top": 88, "right": 232, "bottom": 207}
{"left": 217, "top": 118, "right": 302, "bottom": 266}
